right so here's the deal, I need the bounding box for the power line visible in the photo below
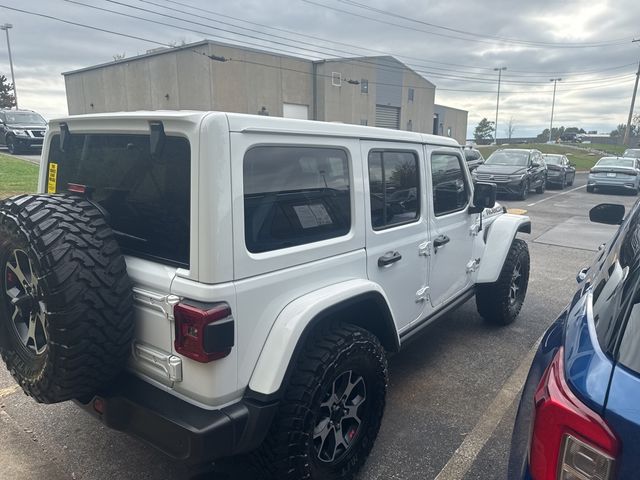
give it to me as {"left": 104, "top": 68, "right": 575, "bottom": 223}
{"left": 143, "top": 0, "right": 638, "bottom": 77}
{"left": 0, "top": 4, "right": 635, "bottom": 97}
{"left": 64, "top": 0, "right": 638, "bottom": 88}
{"left": 303, "top": 0, "right": 631, "bottom": 49}
{"left": 337, "top": 0, "right": 630, "bottom": 48}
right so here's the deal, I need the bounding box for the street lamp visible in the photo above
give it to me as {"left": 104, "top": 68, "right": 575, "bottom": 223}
{"left": 548, "top": 78, "right": 562, "bottom": 143}
{"left": 494, "top": 67, "right": 507, "bottom": 144}
{"left": 0, "top": 23, "right": 17, "bottom": 109}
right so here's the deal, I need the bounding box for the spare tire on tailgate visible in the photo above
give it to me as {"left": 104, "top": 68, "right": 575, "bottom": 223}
{"left": 0, "top": 194, "right": 134, "bottom": 403}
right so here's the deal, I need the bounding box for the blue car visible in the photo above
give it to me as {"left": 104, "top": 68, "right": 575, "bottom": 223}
{"left": 509, "top": 200, "right": 640, "bottom": 480}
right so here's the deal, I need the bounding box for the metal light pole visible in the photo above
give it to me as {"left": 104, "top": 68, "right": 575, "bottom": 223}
{"left": 548, "top": 78, "right": 562, "bottom": 143}
{"left": 623, "top": 39, "right": 640, "bottom": 146}
{"left": 494, "top": 67, "right": 506, "bottom": 144}
{"left": 0, "top": 23, "right": 17, "bottom": 109}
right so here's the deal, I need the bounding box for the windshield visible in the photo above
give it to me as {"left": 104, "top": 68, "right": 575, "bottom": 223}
{"left": 485, "top": 150, "right": 529, "bottom": 166}
{"left": 623, "top": 149, "right": 640, "bottom": 159}
{"left": 4, "top": 112, "right": 46, "bottom": 125}
{"left": 543, "top": 155, "right": 562, "bottom": 165}
{"left": 596, "top": 158, "right": 635, "bottom": 168}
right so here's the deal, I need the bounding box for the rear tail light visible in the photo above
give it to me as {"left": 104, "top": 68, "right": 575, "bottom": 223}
{"left": 529, "top": 347, "right": 618, "bottom": 480}
{"left": 174, "top": 302, "right": 234, "bottom": 363}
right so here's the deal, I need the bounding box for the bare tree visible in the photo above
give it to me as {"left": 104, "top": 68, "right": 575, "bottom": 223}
{"left": 506, "top": 117, "right": 516, "bottom": 141}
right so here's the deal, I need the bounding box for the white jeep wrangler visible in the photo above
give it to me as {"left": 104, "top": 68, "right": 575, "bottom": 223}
{"left": 0, "top": 112, "right": 530, "bottom": 480}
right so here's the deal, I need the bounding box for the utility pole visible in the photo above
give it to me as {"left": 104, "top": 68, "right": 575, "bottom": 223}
{"left": 494, "top": 67, "right": 506, "bottom": 144}
{"left": 623, "top": 39, "right": 640, "bottom": 146}
{"left": 549, "top": 78, "right": 562, "bottom": 143}
{"left": 0, "top": 24, "right": 16, "bottom": 109}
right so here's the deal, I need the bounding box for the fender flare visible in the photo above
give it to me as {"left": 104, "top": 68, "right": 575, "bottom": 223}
{"left": 476, "top": 213, "right": 531, "bottom": 284}
{"left": 247, "top": 279, "right": 397, "bottom": 397}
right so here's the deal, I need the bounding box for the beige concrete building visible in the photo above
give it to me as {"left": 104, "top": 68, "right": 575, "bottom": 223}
{"left": 434, "top": 104, "right": 469, "bottom": 144}
{"left": 63, "top": 40, "right": 465, "bottom": 142}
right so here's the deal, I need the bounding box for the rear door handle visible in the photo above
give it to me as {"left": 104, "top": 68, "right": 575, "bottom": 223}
{"left": 378, "top": 251, "right": 402, "bottom": 267}
{"left": 433, "top": 235, "right": 450, "bottom": 252}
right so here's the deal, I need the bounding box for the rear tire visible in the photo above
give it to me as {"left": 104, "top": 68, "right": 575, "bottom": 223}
{"left": 476, "top": 238, "right": 529, "bottom": 326}
{"left": 254, "top": 324, "right": 388, "bottom": 480}
{"left": 0, "top": 194, "right": 134, "bottom": 403}
{"left": 535, "top": 177, "right": 546, "bottom": 194}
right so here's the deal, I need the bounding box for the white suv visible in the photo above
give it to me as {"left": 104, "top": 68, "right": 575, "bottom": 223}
{"left": 0, "top": 111, "right": 531, "bottom": 480}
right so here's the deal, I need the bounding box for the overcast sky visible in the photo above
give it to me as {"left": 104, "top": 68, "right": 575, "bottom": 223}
{"left": 2, "top": 0, "right": 639, "bottom": 138}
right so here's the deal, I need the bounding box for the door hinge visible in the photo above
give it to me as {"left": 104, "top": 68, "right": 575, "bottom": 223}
{"left": 418, "top": 241, "right": 432, "bottom": 257}
{"left": 466, "top": 258, "right": 481, "bottom": 273}
{"left": 416, "top": 285, "right": 430, "bottom": 303}
{"left": 470, "top": 222, "right": 480, "bottom": 236}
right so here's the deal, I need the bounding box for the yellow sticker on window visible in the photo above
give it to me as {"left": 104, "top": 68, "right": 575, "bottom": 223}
{"left": 47, "top": 163, "right": 58, "bottom": 194}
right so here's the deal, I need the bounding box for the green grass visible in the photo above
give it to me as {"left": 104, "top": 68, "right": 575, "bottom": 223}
{"left": 581, "top": 143, "right": 627, "bottom": 156}
{"left": 0, "top": 154, "right": 39, "bottom": 199}
{"left": 477, "top": 143, "right": 603, "bottom": 170}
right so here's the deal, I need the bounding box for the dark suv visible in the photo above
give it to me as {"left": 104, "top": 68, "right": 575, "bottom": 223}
{"left": 472, "top": 149, "right": 547, "bottom": 200}
{"left": 462, "top": 146, "right": 485, "bottom": 171}
{"left": 0, "top": 109, "right": 47, "bottom": 154}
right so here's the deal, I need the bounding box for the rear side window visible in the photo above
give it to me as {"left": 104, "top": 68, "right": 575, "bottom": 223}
{"left": 47, "top": 134, "right": 191, "bottom": 268}
{"left": 368, "top": 150, "right": 420, "bottom": 229}
{"left": 243, "top": 146, "right": 351, "bottom": 253}
{"left": 431, "top": 153, "right": 469, "bottom": 216}
{"left": 464, "top": 150, "right": 479, "bottom": 161}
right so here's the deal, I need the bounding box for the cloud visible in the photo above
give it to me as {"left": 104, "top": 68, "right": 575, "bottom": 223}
{"left": 1, "top": 0, "right": 638, "bottom": 138}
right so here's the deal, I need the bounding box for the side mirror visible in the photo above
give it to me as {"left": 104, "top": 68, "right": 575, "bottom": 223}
{"left": 589, "top": 203, "right": 625, "bottom": 225}
{"left": 469, "top": 182, "right": 496, "bottom": 214}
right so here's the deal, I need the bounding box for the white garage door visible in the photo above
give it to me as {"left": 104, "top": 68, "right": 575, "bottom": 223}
{"left": 375, "top": 105, "right": 400, "bottom": 129}
{"left": 283, "top": 103, "right": 309, "bottom": 120}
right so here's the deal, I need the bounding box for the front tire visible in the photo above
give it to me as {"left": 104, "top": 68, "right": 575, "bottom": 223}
{"left": 517, "top": 180, "right": 529, "bottom": 200}
{"left": 586, "top": 185, "right": 594, "bottom": 193}
{"left": 255, "top": 324, "right": 388, "bottom": 480}
{"left": 476, "top": 238, "right": 530, "bottom": 326}
{"left": 536, "top": 177, "right": 546, "bottom": 194}
{"left": 6, "top": 135, "right": 19, "bottom": 155}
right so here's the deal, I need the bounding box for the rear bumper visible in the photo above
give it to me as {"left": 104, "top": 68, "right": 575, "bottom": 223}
{"left": 587, "top": 177, "right": 637, "bottom": 190}
{"left": 76, "top": 374, "right": 278, "bottom": 465}
{"left": 546, "top": 173, "right": 565, "bottom": 184}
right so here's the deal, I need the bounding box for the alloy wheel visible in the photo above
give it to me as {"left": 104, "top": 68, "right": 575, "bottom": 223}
{"left": 4, "top": 249, "right": 48, "bottom": 355}
{"left": 509, "top": 260, "right": 523, "bottom": 306}
{"left": 313, "top": 370, "right": 367, "bottom": 463}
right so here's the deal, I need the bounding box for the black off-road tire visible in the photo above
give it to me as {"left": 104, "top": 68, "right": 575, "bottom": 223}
{"left": 254, "top": 323, "right": 388, "bottom": 480}
{"left": 0, "top": 194, "right": 134, "bottom": 403}
{"left": 476, "top": 238, "right": 530, "bottom": 326}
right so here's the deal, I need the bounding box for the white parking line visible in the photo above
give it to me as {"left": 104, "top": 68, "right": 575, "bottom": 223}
{"left": 433, "top": 334, "right": 543, "bottom": 480}
{"left": 526, "top": 184, "right": 585, "bottom": 207}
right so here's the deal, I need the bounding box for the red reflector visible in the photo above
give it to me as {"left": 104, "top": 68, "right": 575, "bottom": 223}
{"left": 529, "top": 347, "right": 619, "bottom": 479}
{"left": 174, "top": 302, "right": 233, "bottom": 363}
{"left": 93, "top": 397, "right": 105, "bottom": 414}
{"left": 67, "top": 183, "right": 87, "bottom": 194}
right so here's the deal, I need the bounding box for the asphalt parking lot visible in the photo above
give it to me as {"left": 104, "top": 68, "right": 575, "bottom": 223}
{"left": 0, "top": 171, "right": 637, "bottom": 480}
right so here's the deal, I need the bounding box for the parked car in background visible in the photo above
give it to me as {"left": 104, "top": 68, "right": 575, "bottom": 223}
{"left": 587, "top": 156, "right": 640, "bottom": 194}
{"left": 0, "top": 109, "right": 47, "bottom": 154}
{"left": 462, "top": 146, "right": 485, "bottom": 171}
{"left": 472, "top": 149, "right": 547, "bottom": 200}
{"left": 560, "top": 132, "right": 582, "bottom": 143}
{"left": 623, "top": 148, "right": 640, "bottom": 159}
{"left": 542, "top": 154, "right": 576, "bottom": 189}
{"left": 509, "top": 201, "right": 640, "bottom": 480}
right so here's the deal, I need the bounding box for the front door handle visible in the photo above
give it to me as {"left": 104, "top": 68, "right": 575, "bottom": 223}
{"left": 433, "top": 235, "right": 450, "bottom": 252}
{"left": 378, "top": 251, "right": 402, "bottom": 267}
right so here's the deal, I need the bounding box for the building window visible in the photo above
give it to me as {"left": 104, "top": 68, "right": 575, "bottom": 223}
{"left": 407, "top": 120, "right": 413, "bottom": 131}
{"left": 408, "top": 88, "right": 414, "bottom": 102}
{"left": 243, "top": 146, "right": 351, "bottom": 253}
{"left": 331, "top": 72, "right": 342, "bottom": 87}
{"left": 360, "top": 119, "right": 368, "bottom": 126}
{"left": 368, "top": 150, "right": 420, "bottom": 230}
{"left": 447, "top": 127, "right": 452, "bottom": 137}
{"left": 361, "top": 79, "right": 369, "bottom": 94}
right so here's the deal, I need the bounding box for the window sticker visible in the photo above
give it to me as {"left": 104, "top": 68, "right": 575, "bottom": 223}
{"left": 47, "top": 163, "right": 58, "bottom": 194}
{"left": 294, "top": 205, "right": 319, "bottom": 228}
{"left": 309, "top": 203, "right": 333, "bottom": 225}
